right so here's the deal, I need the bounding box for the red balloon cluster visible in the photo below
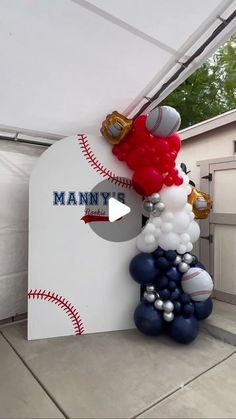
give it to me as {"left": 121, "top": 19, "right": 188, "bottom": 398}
{"left": 112, "top": 115, "right": 183, "bottom": 196}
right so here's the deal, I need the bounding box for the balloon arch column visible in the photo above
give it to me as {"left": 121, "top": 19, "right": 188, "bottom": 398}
{"left": 102, "top": 106, "right": 213, "bottom": 344}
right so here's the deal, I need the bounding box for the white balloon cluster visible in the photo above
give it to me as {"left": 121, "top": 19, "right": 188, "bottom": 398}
{"left": 137, "top": 169, "right": 200, "bottom": 254}
{"left": 144, "top": 285, "right": 175, "bottom": 322}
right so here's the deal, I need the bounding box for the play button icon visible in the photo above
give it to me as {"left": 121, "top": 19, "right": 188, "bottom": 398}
{"left": 108, "top": 197, "right": 131, "bottom": 222}
{"left": 86, "top": 179, "right": 142, "bottom": 242}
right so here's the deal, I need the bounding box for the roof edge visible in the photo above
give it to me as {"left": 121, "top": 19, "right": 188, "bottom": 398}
{"left": 179, "top": 109, "right": 236, "bottom": 140}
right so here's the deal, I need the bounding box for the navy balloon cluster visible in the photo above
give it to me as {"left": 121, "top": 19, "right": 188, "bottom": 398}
{"left": 130, "top": 247, "right": 213, "bottom": 344}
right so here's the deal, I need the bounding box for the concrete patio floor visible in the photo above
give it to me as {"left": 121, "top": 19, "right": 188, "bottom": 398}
{"left": 0, "top": 321, "right": 236, "bottom": 419}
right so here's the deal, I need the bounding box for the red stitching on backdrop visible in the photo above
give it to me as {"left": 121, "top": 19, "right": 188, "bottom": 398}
{"left": 77, "top": 134, "right": 132, "bottom": 189}
{"left": 28, "top": 290, "right": 84, "bottom": 335}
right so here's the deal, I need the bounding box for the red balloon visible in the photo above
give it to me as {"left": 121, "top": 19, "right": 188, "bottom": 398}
{"left": 132, "top": 167, "right": 163, "bottom": 196}
{"left": 153, "top": 138, "right": 170, "bottom": 155}
{"left": 168, "top": 168, "right": 179, "bottom": 177}
{"left": 170, "top": 150, "right": 178, "bottom": 160}
{"left": 174, "top": 175, "right": 184, "bottom": 186}
{"left": 126, "top": 154, "right": 139, "bottom": 170}
{"left": 159, "top": 162, "right": 172, "bottom": 174}
{"left": 118, "top": 141, "right": 130, "bottom": 153}
{"left": 133, "top": 115, "right": 147, "bottom": 132}
{"left": 112, "top": 145, "right": 119, "bottom": 156}
{"left": 164, "top": 175, "right": 175, "bottom": 186}
{"left": 132, "top": 115, "right": 150, "bottom": 145}
{"left": 167, "top": 133, "right": 181, "bottom": 152}
{"left": 117, "top": 152, "right": 126, "bottom": 161}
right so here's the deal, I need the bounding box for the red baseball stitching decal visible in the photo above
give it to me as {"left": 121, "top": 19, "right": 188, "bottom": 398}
{"left": 28, "top": 290, "right": 84, "bottom": 335}
{"left": 77, "top": 134, "right": 132, "bottom": 189}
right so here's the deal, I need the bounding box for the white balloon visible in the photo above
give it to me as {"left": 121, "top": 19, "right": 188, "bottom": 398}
{"left": 151, "top": 217, "right": 162, "bottom": 227}
{"left": 189, "top": 211, "right": 195, "bottom": 221}
{"left": 172, "top": 211, "right": 191, "bottom": 234}
{"left": 186, "top": 185, "right": 192, "bottom": 195}
{"left": 187, "top": 221, "right": 200, "bottom": 243}
{"left": 144, "top": 234, "right": 155, "bottom": 244}
{"left": 182, "top": 174, "right": 190, "bottom": 186}
{"left": 180, "top": 233, "right": 190, "bottom": 244}
{"left": 161, "top": 222, "right": 173, "bottom": 233}
{"left": 186, "top": 242, "right": 193, "bottom": 252}
{"left": 136, "top": 234, "right": 158, "bottom": 253}
{"left": 154, "top": 227, "right": 162, "bottom": 238}
{"left": 160, "top": 185, "right": 188, "bottom": 210}
{"left": 184, "top": 203, "right": 193, "bottom": 213}
{"left": 162, "top": 211, "right": 174, "bottom": 221}
{"left": 143, "top": 223, "right": 156, "bottom": 234}
{"left": 177, "top": 244, "right": 187, "bottom": 254}
{"left": 159, "top": 232, "right": 180, "bottom": 251}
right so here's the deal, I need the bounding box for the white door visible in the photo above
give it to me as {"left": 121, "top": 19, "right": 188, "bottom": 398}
{"left": 208, "top": 161, "right": 236, "bottom": 304}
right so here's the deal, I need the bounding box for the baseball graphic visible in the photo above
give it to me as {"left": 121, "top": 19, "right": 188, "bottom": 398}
{"left": 181, "top": 268, "right": 213, "bottom": 301}
{"left": 78, "top": 134, "right": 132, "bottom": 189}
{"left": 28, "top": 290, "right": 84, "bottom": 335}
{"left": 146, "top": 106, "right": 181, "bottom": 137}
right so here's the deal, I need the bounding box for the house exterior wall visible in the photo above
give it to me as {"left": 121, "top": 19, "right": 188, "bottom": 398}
{"left": 177, "top": 122, "right": 236, "bottom": 188}
{"left": 176, "top": 120, "right": 236, "bottom": 260}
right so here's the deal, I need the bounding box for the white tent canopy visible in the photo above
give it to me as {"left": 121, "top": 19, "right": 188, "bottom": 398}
{"left": 0, "top": 0, "right": 235, "bottom": 136}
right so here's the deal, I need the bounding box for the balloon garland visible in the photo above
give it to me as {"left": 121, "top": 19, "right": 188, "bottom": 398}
{"left": 101, "top": 106, "right": 213, "bottom": 344}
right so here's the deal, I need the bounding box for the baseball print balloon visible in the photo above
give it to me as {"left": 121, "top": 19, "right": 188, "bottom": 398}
{"left": 146, "top": 106, "right": 181, "bottom": 137}
{"left": 181, "top": 268, "right": 213, "bottom": 301}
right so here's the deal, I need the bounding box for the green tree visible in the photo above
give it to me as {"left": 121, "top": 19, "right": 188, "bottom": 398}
{"left": 161, "top": 35, "right": 236, "bottom": 129}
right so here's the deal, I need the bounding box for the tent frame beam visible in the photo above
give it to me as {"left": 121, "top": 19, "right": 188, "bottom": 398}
{"left": 133, "top": 9, "right": 236, "bottom": 119}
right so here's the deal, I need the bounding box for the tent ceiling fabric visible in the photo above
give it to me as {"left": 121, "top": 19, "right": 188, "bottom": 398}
{"left": 0, "top": 0, "right": 235, "bottom": 136}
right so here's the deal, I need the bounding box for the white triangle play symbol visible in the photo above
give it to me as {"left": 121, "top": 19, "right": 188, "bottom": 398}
{"left": 108, "top": 197, "right": 131, "bottom": 222}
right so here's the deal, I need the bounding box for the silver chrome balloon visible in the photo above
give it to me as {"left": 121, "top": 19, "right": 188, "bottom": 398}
{"left": 178, "top": 262, "right": 190, "bottom": 273}
{"left": 163, "top": 300, "right": 174, "bottom": 313}
{"left": 152, "top": 209, "right": 162, "bottom": 217}
{"left": 163, "top": 311, "right": 174, "bottom": 322}
{"left": 154, "top": 299, "right": 164, "bottom": 310}
{"left": 146, "top": 285, "right": 155, "bottom": 292}
{"left": 143, "top": 201, "right": 154, "bottom": 213}
{"left": 145, "top": 292, "right": 156, "bottom": 303}
{"left": 183, "top": 253, "right": 194, "bottom": 264}
{"left": 174, "top": 255, "right": 182, "bottom": 266}
{"left": 149, "top": 193, "right": 161, "bottom": 204}
{"left": 143, "top": 291, "right": 148, "bottom": 300}
{"left": 154, "top": 202, "right": 165, "bottom": 212}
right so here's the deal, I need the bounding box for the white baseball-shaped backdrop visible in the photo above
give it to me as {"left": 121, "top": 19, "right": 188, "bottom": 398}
{"left": 28, "top": 133, "right": 142, "bottom": 340}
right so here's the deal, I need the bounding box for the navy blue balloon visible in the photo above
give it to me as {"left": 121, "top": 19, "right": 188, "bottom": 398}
{"left": 134, "top": 302, "right": 164, "bottom": 336}
{"left": 166, "top": 267, "right": 181, "bottom": 282}
{"left": 168, "top": 281, "right": 176, "bottom": 292}
{"left": 195, "top": 262, "right": 206, "bottom": 270}
{"left": 190, "top": 255, "right": 198, "bottom": 267}
{"left": 170, "top": 315, "right": 199, "bottom": 344}
{"left": 173, "top": 301, "right": 182, "bottom": 314}
{"left": 159, "top": 288, "right": 170, "bottom": 300}
{"left": 155, "top": 256, "right": 170, "bottom": 271}
{"left": 152, "top": 247, "right": 164, "bottom": 258}
{"left": 164, "top": 250, "right": 177, "bottom": 262}
{"left": 182, "top": 303, "right": 195, "bottom": 318}
{"left": 129, "top": 253, "right": 158, "bottom": 285}
{"left": 170, "top": 288, "right": 181, "bottom": 301}
{"left": 156, "top": 276, "right": 169, "bottom": 291}
{"left": 194, "top": 298, "right": 213, "bottom": 320}
{"left": 179, "top": 293, "right": 191, "bottom": 304}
